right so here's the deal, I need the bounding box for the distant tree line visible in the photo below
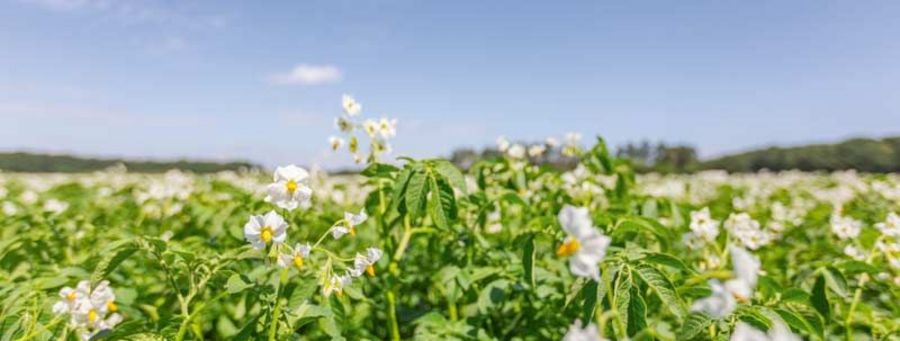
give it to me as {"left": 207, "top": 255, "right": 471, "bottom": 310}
{"left": 701, "top": 137, "right": 900, "bottom": 173}
{"left": 0, "top": 152, "right": 258, "bottom": 173}
{"left": 448, "top": 136, "right": 900, "bottom": 173}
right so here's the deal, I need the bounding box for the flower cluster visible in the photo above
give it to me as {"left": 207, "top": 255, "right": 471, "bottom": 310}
{"left": 52, "top": 280, "right": 122, "bottom": 340}
{"left": 244, "top": 164, "right": 383, "bottom": 297}
{"left": 330, "top": 95, "right": 398, "bottom": 164}
{"left": 724, "top": 212, "right": 772, "bottom": 250}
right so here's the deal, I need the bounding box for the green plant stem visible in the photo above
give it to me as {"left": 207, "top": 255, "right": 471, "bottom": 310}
{"left": 386, "top": 290, "right": 401, "bottom": 341}
{"left": 268, "top": 269, "right": 288, "bottom": 341}
{"left": 844, "top": 239, "right": 882, "bottom": 341}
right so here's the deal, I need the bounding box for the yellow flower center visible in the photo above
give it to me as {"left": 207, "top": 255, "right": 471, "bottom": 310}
{"left": 107, "top": 301, "right": 118, "bottom": 312}
{"left": 87, "top": 309, "right": 98, "bottom": 323}
{"left": 366, "top": 264, "right": 375, "bottom": 277}
{"left": 293, "top": 255, "right": 304, "bottom": 268}
{"left": 285, "top": 180, "right": 298, "bottom": 194}
{"left": 261, "top": 227, "right": 274, "bottom": 243}
{"left": 66, "top": 292, "right": 77, "bottom": 301}
{"left": 556, "top": 239, "right": 581, "bottom": 257}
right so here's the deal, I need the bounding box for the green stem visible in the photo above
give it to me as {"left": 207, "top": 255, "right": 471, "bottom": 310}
{"left": 386, "top": 290, "right": 401, "bottom": 341}
{"left": 268, "top": 269, "right": 288, "bottom": 341}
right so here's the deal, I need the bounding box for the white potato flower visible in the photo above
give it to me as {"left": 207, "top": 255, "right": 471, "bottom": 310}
{"left": 43, "top": 198, "right": 69, "bottom": 214}
{"left": 323, "top": 273, "right": 353, "bottom": 297}
{"left": 342, "top": 94, "right": 362, "bottom": 116}
{"left": 843, "top": 245, "right": 866, "bottom": 261}
{"left": 563, "top": 319, "right": 605, "bottom": 341}
{"left": 329, "top": 136, "right": 345, "bottom": 151}
{"left": 244, "top": 211, "right": 288, "bottom": 250}
{"left": 545, "top": 137, "right": 560, "bottom": 148}
{"left": 53, "top": 280, "right": 91, "bottom": 315}
{"left": 691, "top": 279, "right": 737, "bottom": 318}
{"left": 377, "top": 117, "right": 397, "bottom": 140}
{"left": 692, "top": 247, "right": 760, "bottom": 318}
{"left": 265, "top": 165, "right": 313, "bottom": 211}
{"left": 830, "top": 213, "right": 862, "bottom": 240}
{"left": 342, "top": 209, "right": 368, "bottom": 236}
{"left": 528, "top": 144, "right": 547, "bottom": 157}
{"left": 725, "top": 213, "right": 770, "bottom": 250}
{"left": 689, "top": 207, "right": 720, "bottom": 242}
{"left": 350, "top": 247, "right": 383, "bottom": 277}
{"left": 363, "top": 119, "right": 379, "bottom": 138}
{"left": 557, "top": 205, "right": 612, "bottom": 281}
{"left": 496, "top": 136, "right": 510, "bottom": 152}
{"left": 277, "top": 243, "right": 311, "bottom": 269}
{"left": 507, "top": 144, "right": 526, "bottom": 159}
{"left": 875, "top": 212, "right": 900, "bottom": 237}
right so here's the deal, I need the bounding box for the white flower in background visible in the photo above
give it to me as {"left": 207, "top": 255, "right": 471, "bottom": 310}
{"left": 843, "top": 245, "right": 866, "bottom": 261}
{"left": 244, "top": 211, "right": 288, "bottom": 250}
{"left": 725, "top": 246, "right": 760, "bottom": 302}
{"left": 692, "top": 247, "right": 760, "bottom": 318}
{"left": 563, "top": 320, "right": 604, "bottom": 341}
{"left": 377, "top": 117, "right": 397, "bottom": 140}
{"left": 351, "top": 247, "right": 383, "bottom": 277}
{"left": 557, "top": 205, "right": 612, "bottom": 281}
{"left": 329, "top": 136, "right": 345, "bottom": 151}
{"left": 689, "top": 207, "right": 719, "bottom": 242}
{"left": 564, "top": 132, "right": 582, "bottom": 145}
{"left": 496, "top": 136, "right": 510, "bottom": 152}
{"left": 342, "top": 94, "right": 362, "bottom": 116}
{"left": 562, "top": 132, "right": 582, "bottom": 156}
{"left": 528, "top": 144, "right": 547, "bottom": 157}
{"left": 725, "top": 213, "right": 770, "bottom": 250}
{"left": 363, "top": 119, "right": 378, "bottom": 138}
{"left": 265, "top": 165, "right": 313, "bottom": 211}
{"left": 21, "top": 190, "right": 38, "bottom": 205}
{"left": 2, "top": 201, "right": 18, "bottom": 216}
{"left": 341, "top": 209, "right": 367, "bottom": 236}
{"left": 545, "top": 137, "right": 560, "bottom": 148}
{"left": 323, "top": 273, "right": 352, "bottom": 297}
{"left": 730, "top": 321, "right": 799, "bottom": 341}
{"left": 875, "top": 212, "right": 900, "bottom": 237}
{"left": 277, "top": 243, "right": 311, "bottom": 269}
{"left": 507, "top": 144, "right": 526, "bottom": 159}
{"left": 43, "top": 198, "right": 69, "bottom": 214}
{"left": 831, "top": 213, "right": 862, "bottom": 240}
{"left": 691, "top": 279, "right": 736, "bottom": 318}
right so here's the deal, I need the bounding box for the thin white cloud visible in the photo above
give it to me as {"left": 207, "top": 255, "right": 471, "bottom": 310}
{"left": 268, "top": 64, "right": 342, "bottom": 86}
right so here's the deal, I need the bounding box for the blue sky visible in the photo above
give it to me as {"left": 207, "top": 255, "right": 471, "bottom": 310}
{"left": 1, "top": 0, "right": 899, "bottom": 168}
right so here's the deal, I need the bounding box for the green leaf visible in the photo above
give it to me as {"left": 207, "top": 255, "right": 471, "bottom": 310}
{"left": 405, "top": 171, "right": 428, "bottom": 219}
{"left": 810, "top": 275, "right": 830, "bottom": 319}
{"left": 428, "top": 176, "right": 456, "bottom": 229}
{"left": 360, "top": 163, "right": 399, "bottom": 178}
{"left": 477, "top": 279, "right": 510, "bottom": 313}
{"left": 641, "top": 253, "right": 688, "bottom": 272}
{"left": 389, "top": 167, "right": 413, "bottom": 213}
{"left": 781, "top": 288, "right": 811, "bottom": 304}
{"left": 822, "top": 266, "right": 850, "bottom": 298}
{"left": 627, "top": 285, "right": 648, "bottom": 336}
{"left": 614, "top": 269, "right": 633, "bottom": 336}
{"left": 92, "top": 240, "right": 138, "bottom": 282}
{"left": 677, "top": 313, "right": 711, "bottom": 340}
{"left": 522, "top": 234, "right": 535, "bottom": 287}
{"left": 775, "top": 308, "right": 817, "bottom": 339}
{"left": 433, "top": 160, "right": 467, "bottom": 194}
{"left": 581, "top": 280, "right": 599, "bottom": 323}
{"left": 633, "top": 264, "right": 685, "bottom": 319}
{"left": 226, "top": 274, "right": 253, "bottom": 294}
